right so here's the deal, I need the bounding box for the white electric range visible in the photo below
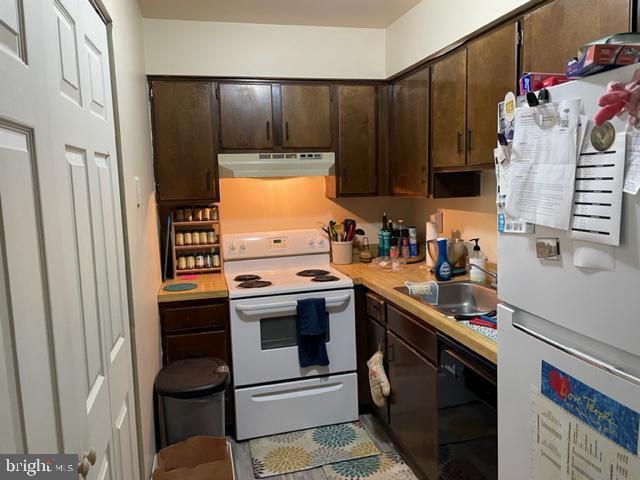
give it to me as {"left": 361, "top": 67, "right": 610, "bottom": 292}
{"left": 223, "top": 229, "right": 358, "bottom": 440}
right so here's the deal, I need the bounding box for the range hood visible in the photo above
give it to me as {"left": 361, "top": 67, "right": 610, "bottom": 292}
{"left": 218, "top": 152, "right": 335, "bottom": 178}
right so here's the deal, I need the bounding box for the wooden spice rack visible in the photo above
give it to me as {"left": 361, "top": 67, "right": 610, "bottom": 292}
{"left": 171, "top": 205, "right": 222, "bottom": 277}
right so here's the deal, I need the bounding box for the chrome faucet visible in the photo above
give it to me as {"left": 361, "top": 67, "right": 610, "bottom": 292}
{"left": 469, "top": 263, "right": 497, "bottom": 288}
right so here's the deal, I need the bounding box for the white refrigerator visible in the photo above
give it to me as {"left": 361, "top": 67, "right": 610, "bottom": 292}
{"left": 498, "top": 63, "right": 640, "bottom": 479}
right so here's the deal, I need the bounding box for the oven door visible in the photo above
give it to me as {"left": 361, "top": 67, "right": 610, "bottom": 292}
{"left": 230, "top": 289, "right": 356, "bottom": 386}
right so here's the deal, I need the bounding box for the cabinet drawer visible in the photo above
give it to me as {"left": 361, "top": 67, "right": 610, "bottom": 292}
{"left": 366, "top": 292, "right": 386, "bottom": 324}
{"left": 387, "top": 305, "right": 436, "bottom": 364}
{"left": 162, "top": 302, "right": 228, "bottom": 332}
{"left": 164, "top": 331, "right": 227, "bottom": 364}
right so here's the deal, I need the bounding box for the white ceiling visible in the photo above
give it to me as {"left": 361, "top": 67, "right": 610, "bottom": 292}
{"left": 137, "top": 0, "right": 422, "bottom": 28}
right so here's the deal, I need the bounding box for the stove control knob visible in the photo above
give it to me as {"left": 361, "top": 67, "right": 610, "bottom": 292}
{"left": 316, "top": 237, "right": 325, "bottom": 247}
{"left": 239, "top": 241, "right": 247, "bottom": 251}
{"left": 307, "top": 237, "right": 315, "bottom": 248}
{"left": 228, "top": 241, "right": 237, "bottom": 252}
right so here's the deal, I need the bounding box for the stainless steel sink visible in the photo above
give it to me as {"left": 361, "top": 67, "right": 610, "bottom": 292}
{"left": 396, "top": 281, "right": 497, "bottom": 317}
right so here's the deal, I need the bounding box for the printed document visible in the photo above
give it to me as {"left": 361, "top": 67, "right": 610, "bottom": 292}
{"left": 505, "top": 99, "right": 582, "bottom": 230}
{"left": 624, "top": 127, "right": 640, "bottom": 195}
{"left": 569, "top": 122, "right": 625, "bottom": 246}
{"left": 531, "top": 391, "right": 640, "bottom": 480}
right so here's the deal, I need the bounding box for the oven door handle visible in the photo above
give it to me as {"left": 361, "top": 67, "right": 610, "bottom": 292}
{"left": 235, "top": 293, "right": 351, "bottom": 315}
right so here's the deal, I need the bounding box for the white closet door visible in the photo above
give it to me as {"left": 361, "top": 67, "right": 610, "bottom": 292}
{"left": 0, "top": 0, "right": 62, "bottom": 454}
{"left": 0, "top": 1, "right": 140, "bottom": 478}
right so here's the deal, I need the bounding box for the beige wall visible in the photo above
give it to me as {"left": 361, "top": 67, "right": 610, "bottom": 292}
{"left": 385, "top": 0, "right": 532, "bottom": 76}
{"left": 102, "top": 0, "right": 161, "bottom": 477}
{"left": 143, "top": 19, "right": 386, "bottom": 78}
{"left": 219, "top": 177, "right": 420, "bottom": 238}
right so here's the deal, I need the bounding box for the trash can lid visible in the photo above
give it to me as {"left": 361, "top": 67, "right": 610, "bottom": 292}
{"left": 155, "top": 357, "right": 230, "bottom": 399}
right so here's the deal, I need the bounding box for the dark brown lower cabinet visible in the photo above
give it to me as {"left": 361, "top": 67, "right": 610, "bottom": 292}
{"left": 366, "top": 317, "right": 389, "bottom": 424}
{"left": 388, "top": 331, "right": 438, "bottom": 480}
{"left": 159, "top": 297, "right": 234, "bottom": 432}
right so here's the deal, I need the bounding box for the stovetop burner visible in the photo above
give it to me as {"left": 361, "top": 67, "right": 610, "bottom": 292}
{"left": 297, "top": 269, "right": 330, "bottom": 277}
{"left": 237, "top": 280, "right": 272, "bottom": 289}
{"left": 312, "top": 275, "right": 340, "bottom": 282}
{"left": 234, "top": 274, "right": 261, "bottom": 282}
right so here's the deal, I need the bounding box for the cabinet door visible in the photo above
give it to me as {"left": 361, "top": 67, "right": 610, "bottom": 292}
{"left": 388, "top": 332, "right": 438, "bottom": 479}
{"left": 337, "top": 85, "right": 378, "bottom": 195}
{"left": 218, "top": 83, "right": 274, "bottom": 150}
{"left": 281, "top": 84, "right": 332, "bottom": 148}
{"left": 151, "top": 81, "right": 218, "bottom": 201}
{"left": 431, "top": 49, "right": 467, "bottom": 169}
{"left": 366, "top": 318, "right": 389, "bottom": 424}
{"left": 467, "top": 23, "right": 517, "bottom": 166}
{"left": 522, "top": 0, "right": 630, "bottom": 74}
{"left": 390, "top": 67, "right": 430, "bottom": 196}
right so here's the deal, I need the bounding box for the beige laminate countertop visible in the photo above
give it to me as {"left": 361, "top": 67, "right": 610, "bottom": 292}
{"left": 157, "top": 274, "right": 228, "bottom": 303}
{"left": 333, "top": 262, "right": 498, "bottom": 364}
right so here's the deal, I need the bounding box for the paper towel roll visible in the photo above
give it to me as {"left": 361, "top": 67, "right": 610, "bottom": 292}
{"left": 425, "top": 222, "right": 438, "bottom": 241}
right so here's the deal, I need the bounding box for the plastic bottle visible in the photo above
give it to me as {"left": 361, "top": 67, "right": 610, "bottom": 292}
{"left": 400, "top": 229, "right": 410, "bottom": 258}
{"left": 434, "top": 237, "right": 452, "bottom": 281}
{"left": 468, "top": 238, "right": 487, "bottom": 282}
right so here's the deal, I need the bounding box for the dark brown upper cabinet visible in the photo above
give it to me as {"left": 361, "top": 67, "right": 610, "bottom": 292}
{"left": 217, "top": 83, "right": 274, "bottom": 150}
{"left": 281, "top": 84, "right": 333, "bottom": 149}
{"left": 150, "top": 80, "right": 219, "bottom": 202}
{"left": 431, "top": 49, "right": 467, "bottom": 169}
{"left": 522, "top": 0, "right": 631, "bottom": 75}
{"left": 335, "top": 84, "right": 378, "bottom": 196}
{"left": 390, "top": 66, "right": 430, "bottom": 197}
{"left": 432, "top": 22, "right": 516, "bottom": 170}
{"left": 467, "top": 22, "right": 517, "bottom": 166}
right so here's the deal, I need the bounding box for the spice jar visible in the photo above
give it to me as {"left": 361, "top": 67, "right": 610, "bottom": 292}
{"left": 174, "top": 209, "right": 184, "bottom": 222}
{"left": 184, "top": 232, "right": 192, "bottom": 246}
{"left": 199, "top": 231, "right": 208, "bottom": 245}
{"left": 212, "top": 206, "right": 219, "bottom": 220}
{"left": 186, "top": 255, "right": 196, "bottom": 269}
{"left": 184, "top": 208, "right": 193, "bottom": 221}
{"left": 195, "top": 208, "right": 203, "bottom": 221}
{"left": 175, "top": 232, "right": 184, "bottom": 246}
{"left": 203, "top": 207, "right": 211, "bottom": 221}
{"left": 207, "top": 230, "right": 216, "bottom": 244}
{"left": 205, "top": 253, "right": 213, "bottom": 268}
{"left": 177, "top": 256, "right": 186, "bottom": 270}
{"left": 192, "top": 231, "right": 200, "bottom": 245}
{"left": 212, "top": 253, "right": 221, "bottom": 267}
{"left": 196, "top": 254, "right": 205, "bottom": 268}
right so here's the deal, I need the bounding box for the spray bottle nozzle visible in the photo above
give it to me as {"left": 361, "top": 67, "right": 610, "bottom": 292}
{"left": 471, "top": 238, "right": 481, "bottom": 251}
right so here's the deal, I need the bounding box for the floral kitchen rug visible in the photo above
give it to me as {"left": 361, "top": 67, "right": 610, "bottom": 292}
{"left": 249, "top": 421, "right": 380, "bottom": 478}
{"left": 323, "top": 450, "right": 418, "bottom": 479}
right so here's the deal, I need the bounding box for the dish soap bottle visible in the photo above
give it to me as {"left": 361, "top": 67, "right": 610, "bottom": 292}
{"left": 434, "top": 237, "right": 452, "bottom": 281}
{"left": 469, "top": 238, "right": 487, "bottom": 282}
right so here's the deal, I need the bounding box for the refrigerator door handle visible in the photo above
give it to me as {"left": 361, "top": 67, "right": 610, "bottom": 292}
{"left": 512, "top": 321, "right": 640, "bottom": 388}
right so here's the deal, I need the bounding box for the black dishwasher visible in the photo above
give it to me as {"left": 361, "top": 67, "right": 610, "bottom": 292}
{"left": 437, "top": 335, "right": 497, "bottom": 480}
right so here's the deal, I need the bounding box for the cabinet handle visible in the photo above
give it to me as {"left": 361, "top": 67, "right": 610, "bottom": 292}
{"left": 266, "top": 121, "right": 270, "bottom": 141}
{"left": 388, "top": 342, "right": 395, "bottom": 362}
{"left": 456, "top": 131, "right": 463, "bottom": 153}
{"left": 466, "top": 129, "right": 472, "bottom": 151}
{"left": 285, "top": 121, "right": 290, "bottom": 141}
{"left": 420, "top": 165, "right": 427, "bottom": 184}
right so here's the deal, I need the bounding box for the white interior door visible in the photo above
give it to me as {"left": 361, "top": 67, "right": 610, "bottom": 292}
{"left": 0, "top": 1, "right": 139, "bottom": 478}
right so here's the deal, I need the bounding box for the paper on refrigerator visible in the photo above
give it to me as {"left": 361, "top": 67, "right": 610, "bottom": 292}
{"left": 505, "top": 99, "right": 582, "bottom": 230}
{"left": 624, "top": 127, "right": 640, "bottom": 195}
{"left": 569, "top": 122, "right": 625, "bottom": 246}
{"left": 531, "top": 390, "right": 640, "bottom": 480}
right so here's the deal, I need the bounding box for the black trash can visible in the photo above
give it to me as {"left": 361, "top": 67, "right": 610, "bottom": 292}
{"left": 155, "top": 357, "right": 230, "bottom": 446}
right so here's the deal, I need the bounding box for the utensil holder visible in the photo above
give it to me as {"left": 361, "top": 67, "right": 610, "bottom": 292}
{"left": 331, "top": 240, "right": 353, "bottom": 265}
